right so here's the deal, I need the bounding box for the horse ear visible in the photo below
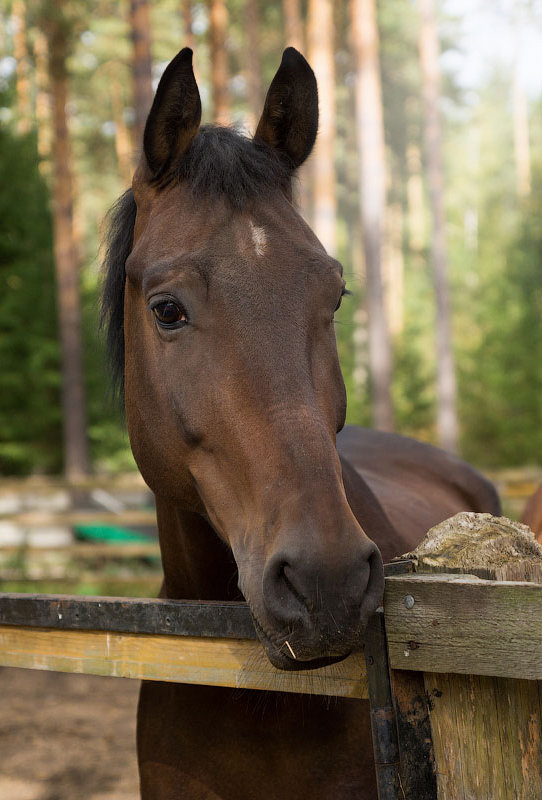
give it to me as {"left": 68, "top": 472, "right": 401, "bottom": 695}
{"left": 143, "top": 47, "right": 201, "bottom": 179}
{"left": 254, "top": 48, "right": 318, "bottom": 170}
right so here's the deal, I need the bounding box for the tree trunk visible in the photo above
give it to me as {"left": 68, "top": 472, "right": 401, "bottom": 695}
{"left": 350, "top": 0, "right": 394, "bottom": 431}
{"left": 209, "top": 0, "right": 230, "bottom": 125}
{"left": 282, "top": 0, "right": 303, "bottom": 52}
{"left": 129, "top": 0, "right": 153, "bottom": 155}
{"left": 245, "top": 0, "right": 263, "bottom": 129}
{"left": 110, "top": 71, "right": 134, "bottom": 186}
{"left": 282, "top": 0, "right": 309, "bottom": 217}
{"left": 181, "top": 1, "right": 195, "bottom": 51}
{"left": 405, "top": 96, "right": 426, "bottom": 253}
{"left": 12, "top": 0, "right": 32, "bottom": 134}
{"left": 406, "top": 140, "right": 426, "bottom": 252}
{"left": 384, "top": 201, "right": 404, "bottom": 337}
{"left": 418, "top": 0, "right": 458, "bottom": 453}
{"left": 307, "top": 0, "right": 337, "bottom": 256}
{"left": 46, "top": 12, "right": 90, "bottom": 479}
{"left": 34, "top": 30, "right": 51, "bottom": 174}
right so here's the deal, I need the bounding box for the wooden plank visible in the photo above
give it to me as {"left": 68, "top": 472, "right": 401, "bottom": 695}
{"left": 424, "top": 671, "right": 542, "bottom": 800}
{"left": 0, "top": 625, "right": 368, "bottom": 698}
{"left": 6, "top": 510, "right": 157, "bottom": 526}
{"left": 391, "top": 670, "right": 437, "bottom": 799}
{"left": 384, "top": 573, "right": 542, "bottom": 680}
{"left": 383, "top": 559, "right": 415, "bottom": 577}
{"left": 363, "top": 610, "right": 403, "bottom": 799}
{"left": 0, "top": 594, "right": 257, "bottom": 639}
{"left": 0, "top": 544, "right": 160, "bottom": 558}
{"left": 395, "top": 514, "right": 542, "bottom": 798}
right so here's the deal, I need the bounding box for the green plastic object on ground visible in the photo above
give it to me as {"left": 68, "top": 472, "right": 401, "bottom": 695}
{"left": 74, "top": 524, "right": 154, "bottom": 543}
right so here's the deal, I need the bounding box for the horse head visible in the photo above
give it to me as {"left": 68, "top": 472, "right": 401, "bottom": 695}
{"left": 103, "top": 47, "right": 384, "bottom": 670}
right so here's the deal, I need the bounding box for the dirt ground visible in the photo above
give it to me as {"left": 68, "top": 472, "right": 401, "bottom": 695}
{"left": 0, "top": 667, "right": 140, "bottom": 800}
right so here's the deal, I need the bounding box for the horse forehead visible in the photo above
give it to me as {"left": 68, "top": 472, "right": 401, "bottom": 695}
{"left": 132, "top": 186, "right": 328, "bottom": 284}
{"left": 248, "top": 220, "right": 267, "bottom": 258}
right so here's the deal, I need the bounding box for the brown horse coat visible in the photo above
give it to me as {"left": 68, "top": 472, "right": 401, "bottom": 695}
{"left": 522, "top": 483, "right": 542, "bottom": 542}
{"left": 101, "top": 47, "right": 501, "bottom": 800}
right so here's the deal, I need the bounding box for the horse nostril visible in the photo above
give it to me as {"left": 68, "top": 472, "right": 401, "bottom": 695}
{"left": 263, "top": 555, "right": 309, "bottom": 624}
{"left": 262, "top": 541, "right": 384, "bottom": 634}
{"left": 279, "top": 562, "right": 309, "bottom": 609}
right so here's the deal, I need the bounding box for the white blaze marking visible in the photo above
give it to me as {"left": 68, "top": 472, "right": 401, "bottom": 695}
{"left": 249, "top": 221, "right": 267, "bottom": 257}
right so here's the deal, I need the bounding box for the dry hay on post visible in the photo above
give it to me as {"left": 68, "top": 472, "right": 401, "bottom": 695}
{"left": 399, "top": 511, "right": 542, "bottom": 581}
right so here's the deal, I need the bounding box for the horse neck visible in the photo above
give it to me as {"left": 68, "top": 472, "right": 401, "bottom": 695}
{"left": 155, "top": 497, "right": 241, "bottom": 601}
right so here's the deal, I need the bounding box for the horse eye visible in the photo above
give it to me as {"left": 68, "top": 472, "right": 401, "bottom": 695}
{"left": 152, "top": 301, "right": 187, "bottom": 328}
{"left": 335, "top": 286, "right": 351, "bottom": 313}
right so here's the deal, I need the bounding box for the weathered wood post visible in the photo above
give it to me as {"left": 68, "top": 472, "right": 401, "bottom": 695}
{"left": 386, "top": 513, "right": 542, "bottom": 800}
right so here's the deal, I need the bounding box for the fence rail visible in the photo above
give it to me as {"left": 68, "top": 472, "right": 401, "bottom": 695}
{"left": 2, "top": 569, "right": 542, "bottom": 691}
{"left": 2, "top": 513, "right": 542, "bottom": 800}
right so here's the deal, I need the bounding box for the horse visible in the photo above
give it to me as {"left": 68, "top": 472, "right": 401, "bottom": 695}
{"left": 522, "top": 483, "right": 542, "bottom": 542}
{"left": 101, "top": 46, "right": 500, "bottom": 800}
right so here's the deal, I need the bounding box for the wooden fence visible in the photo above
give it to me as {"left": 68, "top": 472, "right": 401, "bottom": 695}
{"left": 1, "top": 513, "right": 541, "bottom": 799}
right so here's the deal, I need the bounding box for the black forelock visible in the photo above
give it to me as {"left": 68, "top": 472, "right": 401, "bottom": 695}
{"left": 100, "top": 188, "right": 137, "bottom": 398}
{"left": 169, "top": 125, "right": 292, "bottom": 205}
{"left": 101, "top": 125, "right": 293, "bottom": 397}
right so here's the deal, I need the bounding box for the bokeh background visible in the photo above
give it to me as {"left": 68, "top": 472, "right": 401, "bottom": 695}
{"left": 1, "top": 0, "right": 542, "bottom": 585}
{"left": 2, "top": 0, "right": 542, "bottom": 480}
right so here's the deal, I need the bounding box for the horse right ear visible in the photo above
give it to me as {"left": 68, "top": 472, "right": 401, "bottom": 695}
{"left": 254, "top": 48, "right": 318, "bottom": 170}
{"left": 143, "top": 47, "right": 201, "bottom": 180}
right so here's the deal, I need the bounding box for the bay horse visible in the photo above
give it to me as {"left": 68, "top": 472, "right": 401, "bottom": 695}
{"left": 102, "top": 47, "right": 500, "bottom": 800}
{"left": 522, "top": 483, "right": 542, "bottom": 542}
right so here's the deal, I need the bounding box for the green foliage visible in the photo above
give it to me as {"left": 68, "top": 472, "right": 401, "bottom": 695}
{"left": 0, "top": 128, "right": 61, "bottom": 474}
{"left": 1, "top": 2, "right": 542, "bottom": 476}
{"left": 459, "top": 173, "right": 542, "bottom": 466}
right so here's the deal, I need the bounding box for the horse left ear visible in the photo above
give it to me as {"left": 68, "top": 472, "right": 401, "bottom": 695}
{"left": 143, "top": 47, "right": 201, "bottom": 179}
{"left": 254, "top": 48, "right": 318, "bottom": 170}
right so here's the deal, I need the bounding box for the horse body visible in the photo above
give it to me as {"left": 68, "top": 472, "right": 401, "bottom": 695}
{"left": 522, "top": 483, "right": 542, "bottom": 542}
{"left": 136, "top": 429, "right": 498, "bottom": 800}
{"left": 101, "top": 46, "right": 500, "bottom": 799}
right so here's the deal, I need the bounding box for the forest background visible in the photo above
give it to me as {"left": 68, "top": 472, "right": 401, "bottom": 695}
{"left": 0, "top": 0, "right": 541, "bottom": 479}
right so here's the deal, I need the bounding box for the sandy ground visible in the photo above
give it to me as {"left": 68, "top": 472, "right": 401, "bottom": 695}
{"left": 0, "top": 667, "right": 140, "bottom": 800}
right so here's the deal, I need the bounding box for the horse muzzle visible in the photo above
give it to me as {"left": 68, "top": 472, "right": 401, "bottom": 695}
{"left": 243, "top": 535, "right": 384, "bottom": 671}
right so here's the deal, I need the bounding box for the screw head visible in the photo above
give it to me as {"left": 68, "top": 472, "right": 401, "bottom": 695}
{"left": 404, "top": 594, "right": 415, "bottom": 609}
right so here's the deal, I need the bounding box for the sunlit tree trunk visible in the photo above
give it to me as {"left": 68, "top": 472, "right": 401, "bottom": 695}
{"left": 405, "top": 97, "right": 426, "bottom": 253}
{"left": 181, "top": 1, "right": 195, "bottom": 50}
{"left": 307, "top": 0, "right": 337, "bottom": 256}
{"left": 282, "top": 0, "right": 303, "bottom": 52}
{"left": 406, "top": 140, "right": 426, "bottom": 252}
{"left": 110, "top": 71, "right": 134, "bottom": 185}
{"left": 282, "top": 0, "right": 309, "bottom": 216}
{"left": 12, "top": 0, "right": 32, "bottom": 134}
{"left": 245, "top": 0, "right": 263, "bottom": 129}
{"left": 384, "top": 200, "right": 404, "bottom": 337}
{"left": 209, "top": 0, "right": 230, "bottom": 125}
{"left": 418, "top": 0, "right": 458, "bottom": 453}
{"left": 129, "top": 0, "right": 153, "bottom": 154}
{"left": 34, "top": 30, "right": 51, "bottom": 174}
{"left": 46, "top": 11, "right": 90, "bottom": 479}
{"left": 350, "top": 0, "right": 394, "bottom": 431}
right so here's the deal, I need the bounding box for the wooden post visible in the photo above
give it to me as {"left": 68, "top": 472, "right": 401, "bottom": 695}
{"left": 364, "top": 610, "right": 402, "bottom": 799}
{"left": 387, "top": 513, "right": 542, "bottom": 800}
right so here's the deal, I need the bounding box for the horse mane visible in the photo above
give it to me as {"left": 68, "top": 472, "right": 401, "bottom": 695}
{"left": 101, "top": 125, "right": 292, "bottom": 396}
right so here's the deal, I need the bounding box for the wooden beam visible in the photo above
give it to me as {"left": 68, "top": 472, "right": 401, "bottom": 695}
{"left": 0, "top": 625, "right": 368, "bottom": 698}
{"left": 6, "top": 510, "right": 157, "bottom": 526}
{"left": 0, "top": 594, "right": 256, "bottom": 639}
{"left": 0, "top": 543, "right": 160, "bottom": 558}
{"left": 394, "top": 513, "right": 542, "bottom": 800}
{"left": 385, "top": 573, "right": 542, "bottom": 680}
